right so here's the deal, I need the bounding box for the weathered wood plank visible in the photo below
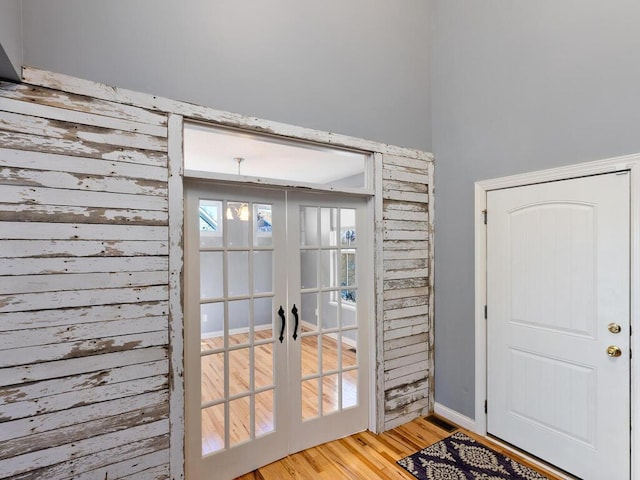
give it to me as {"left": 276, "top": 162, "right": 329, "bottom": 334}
{"left": 0, "top": 374, "right": 168, "bottom": 422}
{"left": 0, "top": 400, "right": 168, "bottom": 461}
{"left": 384, "top": 258, "right": 427, "bottom": 271}
{"left": 23, "top": 67, "right": 433, "bottom": 162}
{"left": 383, "top": 229, "right": 428, "bottom": 241}
{"left": 0, "top": 110, "right": 168, "bottom": 152}
{"left": 383, "top": 267, "right": 429, "bottom": 281}
{"left": 383, "top": 219, "right": 429, "bottom": 232}
{"left": 1, "top": 239, "right": 168, "bottom": 258}
{"left": 382, "top": 190, "right": 429, "bottom": 203}
{"left": 384, "top": 368, "right": 430, "bottom": 391}
{"left": 383, "top": 323, "right": 429, "bottom": 342}
{"left": 383, "top": 312, "right": 428, "bottom": 329}
{"left": 0, "top": 285, "right": 168, "bottom": 313}
{"left": 383, "top": 277, "right": 429, "bottom": 290}
{"left": 383, "top": 200, "right": 428, "bottom": 213}
{"left": 0, "top": 81, "right": 167, "bottom": 127}
{"left": 384, "top": 361, "right": 427, "bottom": 382}
{"left": 0, "top": 361, "right": 167, "bottom": 407}
{"left": 384, "top": 295, "right": 428, "bottom": 311}
{"left": 0, "top": 345, "right": 167, "bottom": 388}
{"left": 384, "top": 333, "right": 429, "bottom": 353}
{"left": 0, "top": 222, "right": 168, "bottom": 241}
{"left": 77, "top": 451, "right": 170, "bottom": 480}
{"left": 0, "top": 96, "right": 167, "bottom": 137}
{"left": 383, "top": 342, "right": 427, "bottom": 362}
{"left": 385, "top": 385, "right": 429, "bottom": 411}
{"left": 0, "top": 147, "right": 167, "bottom": 181}
{"left": 0, "top": 167, "right": 167, "bottom": 196}
{"left": 383, "top": 208, "right": 427, "bottom": 222}
{"left": 382, "top": 240, "right": 429, "bottom": 251}
{"left": 382, "top": 286, "right": 429, "bottom": 301}
{"left": 383, "top": 351, "right": 429, "bottom": 373}
{"left": 382, "top": 154, "right": 430, "bottom": 170}
{"left": 0, "top": 271, "right": 168, "bottom": 295}
{"left": 0, "top": 256, "right": 168, "bottom": 276}
{"left": 7, "top": 435, "right": 169, "bottom": 480}
{"left": 0, "top": 419, "right": 169, "bottom": 478}
{"left": 1, "top": 391, "right": 168, "bottom": 446}
{"left": 0, "top": 131, "right": 168, "bottom": 167}
{"left": 382, "top": 165, "right": 430, "bottom": 184}
{"left": 0, "top": 301, "right": 167, "bottom": 331}
{"left": 383, "top": 179, "right": 428, "bottom": 194}
{"left": 0, "top": 330, "right": 168, "bottom": 368}
{"left": 0, "top": 203, "right": 168, "bottom": 225}
{"left": 0, "top": 184, "right": 167, "bottom": 211}
{"left": 383, "top": 249, "right": 428, "bottom": 260}
{"left": 384, "top": 398, "right": 430, "bottom": 430}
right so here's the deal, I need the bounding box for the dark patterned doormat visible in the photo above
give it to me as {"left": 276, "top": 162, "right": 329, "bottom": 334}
{"left": 397, "top": 432, "right": 550, "bottom": 480}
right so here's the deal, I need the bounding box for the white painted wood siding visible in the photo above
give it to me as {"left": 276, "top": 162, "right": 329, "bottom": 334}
{"left": 0, "top": 81, "right": 171, "bottom": 479}
{"left": 379, "top": 154, "right": 434, "bottom": 430}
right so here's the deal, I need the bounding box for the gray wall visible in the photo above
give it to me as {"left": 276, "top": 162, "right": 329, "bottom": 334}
{"left": 432, "top": 0, "right": 640, "bottom": 418}
{"left": 20, "top": 0, "right": 431, "bottom": 151}
{"left": 0, "top": 0, "right": 22, "bottom": 81}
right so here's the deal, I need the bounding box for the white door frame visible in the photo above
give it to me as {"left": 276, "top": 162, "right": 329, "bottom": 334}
{"left": 474, "top": 153, "right": 640, "bottom": 479}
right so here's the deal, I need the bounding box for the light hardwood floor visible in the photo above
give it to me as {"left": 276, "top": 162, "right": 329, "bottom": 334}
{"left": 234, "top": 415, "right": 564, "bottom": 480}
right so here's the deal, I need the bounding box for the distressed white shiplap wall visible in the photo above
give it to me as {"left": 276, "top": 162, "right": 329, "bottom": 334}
{"left": 0, "top": 81, "right": 172, "bottom": 479}
{"left": 0, "top": 68, "right": 433, "bottom": 479}
{"left": 378, "top": 154, "right": 434, "bottom": 430}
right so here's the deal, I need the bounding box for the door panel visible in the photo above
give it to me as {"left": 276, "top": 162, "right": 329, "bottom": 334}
{"left": 185, "top": 184, "right": 288, "bottom": 480}
{"left": 487, "top": 173, "right": 630, "bottom": 479}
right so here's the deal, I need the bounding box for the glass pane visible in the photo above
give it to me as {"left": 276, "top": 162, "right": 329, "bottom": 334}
{"left": 341, "top": 298, "right": 357, "bottom": 328}
{"left": 300, "top": 207, "right": 318, "bottom": 246}
{"left": 321, "top": 334, "right": 338, "bottom": 373}
{"left": 228, "top": 251, "right": 249, "bottom": 296}
{"left": 340, "top": 251, "right": 356, "bottom": 287}
{"left": 202, "top": 403, "right": 225, "bottom": 456}
{"left": 200, "top": 251, "right": 223, "bottom": 300}
{"left": 227, "top": 202, "right": 249, "bottom": 247}
{"left": 228, "top": 299, "right": 250, "bottom": 346}
{"left": 255, "top": 390, "right": 275, "bottom": 437}
{"left": 320, "top": 291, "right": 337, "bottom": 330}
{"left": 342, "top": 370, "right": 358, "bottom": 409}
{"left": 254, "top": 203, "right": 273, "bottom": 247}
{"left": 342, "top": 332, "right": 357, "bottom": 368}
{"left": 229, "top": 348, "right": 250, "bottom": 396}
{"left": 322, "top": 374, "right": 339, "bottom": 415}
{"left": 254, "top": 297, "right": 273, "bottom": 340}
{"left": 301, "top": 335, "right": 319, "bottom": 376}
{"left": 229, "top": 396, "right": 251, "bottom": 446}
{"left": 255, "top": 344, "right": 273, "bottom": 389}
{"left": 201, "top": 302, "right": 224, "bottom": 346}
{"left": 300, "top": 250, "right": 318, "bottom": 289}
{"left": 201, "top": 353, "right": 224, "bottom": 403}
{"left": 320, "top": 208, "right": 338, "bottom": 246}
{"left": 253, "top": 251, "right": 273, "bottom": 294}
{"left": 199, "top": 200, "right": 223, "bottom": 248}
{"left": 301, "top": 379, "right": 320, "bottom": 421}
{"left": 301, "top": 292, "right": 318, "bottom": 333}
{"left": 320, "top": 249, "right": 337, "bottom": 288}
{"left": 340, "top": 209, "right": 356, "bottom": 246}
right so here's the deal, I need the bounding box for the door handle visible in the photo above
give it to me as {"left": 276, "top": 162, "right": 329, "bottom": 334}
{"left": 291, "top": 304, "right": 299, "bottom": 340}
{"left": 277, "top": 306, "right": 286, "bottom": 343}
{"left": 607, "top": 345, "right": 622, "bottom": 357}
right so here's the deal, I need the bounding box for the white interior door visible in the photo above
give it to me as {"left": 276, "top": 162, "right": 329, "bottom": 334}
{"left": 487, "top": 172, "right": 630, "bottom": 479}
{"left": 185, "top": 183, "right": 370, "bottom": 480}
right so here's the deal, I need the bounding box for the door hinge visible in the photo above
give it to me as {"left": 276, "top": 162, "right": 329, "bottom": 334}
{"left": 484, "top": 400, "right": 487, "bottom": 414}
{"left": 484, "top": 305, "right": 487, "bottom": 319}
{"left": 482, "top": 209, "right": 487, "bottom": 224}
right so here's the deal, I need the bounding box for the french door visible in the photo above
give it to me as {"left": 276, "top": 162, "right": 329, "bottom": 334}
{"left": 184, "top": 182, "right": 370, "bottom": 480}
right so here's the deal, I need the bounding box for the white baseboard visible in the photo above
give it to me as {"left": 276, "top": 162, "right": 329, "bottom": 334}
{"left": 433, "top": 402, "right": 476, "bottom": 431}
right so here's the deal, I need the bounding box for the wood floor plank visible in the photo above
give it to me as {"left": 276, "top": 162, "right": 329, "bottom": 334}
{"left": 237, "top": 416, "right": 565, "bottom": 480}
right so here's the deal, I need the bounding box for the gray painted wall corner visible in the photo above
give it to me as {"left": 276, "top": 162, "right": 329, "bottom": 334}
{"left": 0, "top": 0, "right": 23, "bottom": 81}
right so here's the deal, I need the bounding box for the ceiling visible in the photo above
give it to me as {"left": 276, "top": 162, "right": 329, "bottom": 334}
{"left": 184, "top": 122, "right": 367, "bottom": 186}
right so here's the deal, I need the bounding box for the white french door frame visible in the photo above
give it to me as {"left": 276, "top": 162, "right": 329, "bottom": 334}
{"left": 473, "top": 153, "right": 640, "bottom": 479}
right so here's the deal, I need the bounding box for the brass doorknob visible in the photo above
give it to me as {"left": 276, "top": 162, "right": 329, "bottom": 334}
{"left": 607, "top": 346, "right": 622, "bottom": 357}
{"left": 608, "top": 323, "right": 622, "bottom": 334}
